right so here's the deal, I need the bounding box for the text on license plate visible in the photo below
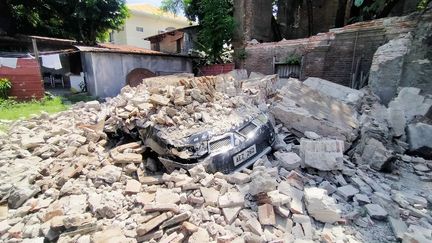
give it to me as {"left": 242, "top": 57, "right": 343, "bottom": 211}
{"left": 233, "top": 144, "right": 257, "bottom": 166}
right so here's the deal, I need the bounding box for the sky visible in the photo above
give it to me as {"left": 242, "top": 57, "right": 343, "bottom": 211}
{"left": 126, "top": 0, "right": 162, "bottom": 6}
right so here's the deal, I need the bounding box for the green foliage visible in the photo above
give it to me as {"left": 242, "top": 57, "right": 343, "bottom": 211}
{"left": 63, "top": 93, "right": 96, "bottom": 104}
{"left": 283, "top": 53, "right": 301, "bottom": 65}
{"left": 4, "top": 0, "right": 129, "bottom": 45}
{"left": 198, "top": 0, "right": 234, "bottom": 64}
{"left": 161, "top": 0, "right": 234, "bottom": 64}
{"left": 0, "top": 96, "right": 67, "bottom": 120}
{"left": 0, "top": 78, "right": 12, "bottom": 99}
{"left": 349, "top": 0, "right": 415, "bottom": 22}
{"left": 418, "top": 0, "right": 432, "bottom": 10}
{"left": 161, "top": 0, "right": 204, "bottom": 21}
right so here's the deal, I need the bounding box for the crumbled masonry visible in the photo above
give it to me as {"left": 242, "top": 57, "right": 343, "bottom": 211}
{"left": 0, "top": 69, "right": 431, "bottom": 243}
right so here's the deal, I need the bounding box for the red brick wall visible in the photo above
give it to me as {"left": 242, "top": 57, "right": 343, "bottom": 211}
{"left": 0, "top": 58, "right": 44, "bottom": 100}
{"left": 199, "top": 63, "right": 235, "bottom": 76}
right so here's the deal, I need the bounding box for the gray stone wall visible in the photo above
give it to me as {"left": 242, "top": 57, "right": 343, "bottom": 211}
{"left": 81, "top": 52, "right": 192, "bottom": 98}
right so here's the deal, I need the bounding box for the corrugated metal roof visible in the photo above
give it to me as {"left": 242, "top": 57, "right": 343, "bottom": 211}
{"left": 75, "top": 43, "right": 193, "bottom": 58}
{"left": 27, "top": 35, "right": 77, "bottom": 44}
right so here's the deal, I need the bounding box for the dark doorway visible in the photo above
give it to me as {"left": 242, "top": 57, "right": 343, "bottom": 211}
{"left": 126, "top": 68, "right": 156, "bottom": 87}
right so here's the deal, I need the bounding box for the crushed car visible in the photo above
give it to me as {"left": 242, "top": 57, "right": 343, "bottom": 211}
{"left": 104, "top": 72, "right": 276, "bottom": 173}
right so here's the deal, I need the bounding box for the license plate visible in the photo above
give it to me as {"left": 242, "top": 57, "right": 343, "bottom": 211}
{"left": 233, "top": 144, "right": 257, "bottom": 166}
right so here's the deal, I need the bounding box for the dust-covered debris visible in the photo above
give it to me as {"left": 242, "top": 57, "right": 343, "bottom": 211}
{"left": 0, "top": 68, "right": 431, "bottom": 243}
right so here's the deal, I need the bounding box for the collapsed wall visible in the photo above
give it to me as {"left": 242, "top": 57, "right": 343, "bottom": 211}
{"left": 244, "top": 8, "right": 431, "bottom": 90}
{"left": 369, "top": 9, "right": 432, "bottom": 104}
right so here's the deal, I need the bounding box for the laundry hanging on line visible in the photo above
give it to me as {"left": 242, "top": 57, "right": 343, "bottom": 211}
{"left": 0, "top": 57, "right": 18, "bottom": 68}
{"left": 42, "top": 54, "right": 62, "bottom": 70}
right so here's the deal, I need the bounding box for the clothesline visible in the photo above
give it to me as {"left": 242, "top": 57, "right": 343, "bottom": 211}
{"left": 0, "top": 52, "right": 70, "bottom": 69}
{"left": 0, "top": 49, "right": 80, "bottom": 58}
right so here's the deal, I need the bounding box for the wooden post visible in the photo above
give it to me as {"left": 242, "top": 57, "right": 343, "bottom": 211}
{"left": 31, "top": 38, "right": 39, "bottom": 61}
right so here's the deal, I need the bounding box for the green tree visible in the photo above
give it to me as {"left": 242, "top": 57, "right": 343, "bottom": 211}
{"left": 2, "top": 0, "right": 128, "bottom": 45}
{"left": 161, "top": 0, "right": 204, "bottom": 21}
{"left": 161, "top": 0, "right": 234, "bottom": 64}
{"left": 198, "top": 0, "right": 234, "bottom": 63}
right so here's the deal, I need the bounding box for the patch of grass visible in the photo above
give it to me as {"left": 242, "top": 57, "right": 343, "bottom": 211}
{"left": 63, "top": 93, "right": 97, "bottom": 104}
{"left": 0, "top": 97, "right": 68, "bottom": 120}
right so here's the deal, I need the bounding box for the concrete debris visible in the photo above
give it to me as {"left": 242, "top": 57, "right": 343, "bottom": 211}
{"left": 136, "top": 212, "right": 173, "bottom": 236}
{"left": 402, "top": 225, "right": 432, "bottom": 243}
{"left": 8, "top": 185, "right": 40, "bottom": 209}
{"left": 389, "top": 217, "right": 407, "bottom": 240}
{"left": 258, "top": 203, "right": 276, "bottom": 225}
{"left": 299, "top": 139, "right": 344, "bottom": 171}
{"left": 336, "top": 185, "right": 359, "bottom": 201}
{"left": 304, "top": 131, "right": 321, "bottom": 140}
{"left": 388, "top": 87, "right": 432, "bottom": 123}
{"left": 0, "top": 68, "right": 431, "bottom": 243}
{"left": 93, "top": 227, "right": 128, "bottom": 243}
{"left": 271, "top": 78, "right": 359, "bottom": 146}
{"left": 364, "top": 204, "right": 388, "bottom": 220}
{"left": 218, "top": 191, "right": 245, "bottom": 208}
{"left": 189, "top": 228, "right": 210, "bottom": 243}
{"left": 369, "top": 34, "right": 412, "bottom": 105}
{"left": 358, "top": 138, "right": 396, "bottom": 171}
{"left": 407, "top": 122, "right": 432, "bottom": 159}
{"left": 249, "top": 168, "right": 277, "bottom": 195}
{"left": 304, "top": 187, "right": 341, "bottom": 223}
{"left": 273, "top": 151, "right": 301, "bottom": 170}
{"left": 303, "top": 77, "right": 364, "bottom": 105}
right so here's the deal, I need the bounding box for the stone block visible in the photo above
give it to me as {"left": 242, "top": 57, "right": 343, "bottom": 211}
{"left": 273, "top": 151, "right": 301, "bottom": 170}
{"left": 407, "top": 122, "right": 432, "bottom": 159}
{"left": 258, "top": 204, "right": 276, "bottom": 225}
{"left": 389, "top": 217, "right": 407, "bottom": 240}
{"left": 218, "top": 191, "right": 244, "bottom": 208}
{"left": 125, "top": 179, "right": 141, "bottom": 194}
{"left": 271, "top": 79, "right": 358, "bottom": 145}
{"left": 364, "top": 204, "right": 388, "bottom": 220}
{"left": 304, "top": 187, "right": 341, "bottom": 223}
{"left": 136, "top": 212, "right": 173, "bottom": 236}
{"left": 299, "top": 139, "right": 344, "bottom": 171}
{"left": 336, "top": 185, "right": 359, "bottom": 201}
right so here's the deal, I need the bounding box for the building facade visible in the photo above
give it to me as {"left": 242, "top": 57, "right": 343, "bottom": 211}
{"left": 145, "top": 26, "right": 199, "bottom": 55}
{"left": 110, "top": 4, "right": 191, "bottom": 49}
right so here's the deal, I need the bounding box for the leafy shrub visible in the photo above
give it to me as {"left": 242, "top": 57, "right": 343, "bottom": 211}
{"left": 284, "top": 54, "right": 301, "bottom": 65}
{"left": 0, "top": 78, "right": 12, "bottom": 99}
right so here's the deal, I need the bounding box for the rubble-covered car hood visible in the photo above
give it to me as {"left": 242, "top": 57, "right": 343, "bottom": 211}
{"left": 104, "top": 74, "right": 276, "bottom": 173}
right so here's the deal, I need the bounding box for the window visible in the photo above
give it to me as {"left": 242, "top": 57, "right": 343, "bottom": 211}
{"left": 136, "top": 27, "right": 144, "bottom": 32}
{"left": 176, "top": 39, "right": 182, "bottom": 53}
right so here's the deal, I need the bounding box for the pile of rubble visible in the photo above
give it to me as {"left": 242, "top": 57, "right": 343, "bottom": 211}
{"left": 0, "top": 70, "right": 431, "bottom": 243}
{"left": 104, "top": 71, "right": 259, "bottom": 142}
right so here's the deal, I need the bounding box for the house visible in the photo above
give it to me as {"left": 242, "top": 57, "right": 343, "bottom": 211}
{"left": 0, "top": 35, "right": 79, "bottom": 100}
{"left": 109, "top": 4, "right": 191, "bottom": 49}
{"left": 0, "top": 35, "right": 193, "bottom": 100}
{"left": 145, "top": 25, "right": 199, "bottom": 55}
